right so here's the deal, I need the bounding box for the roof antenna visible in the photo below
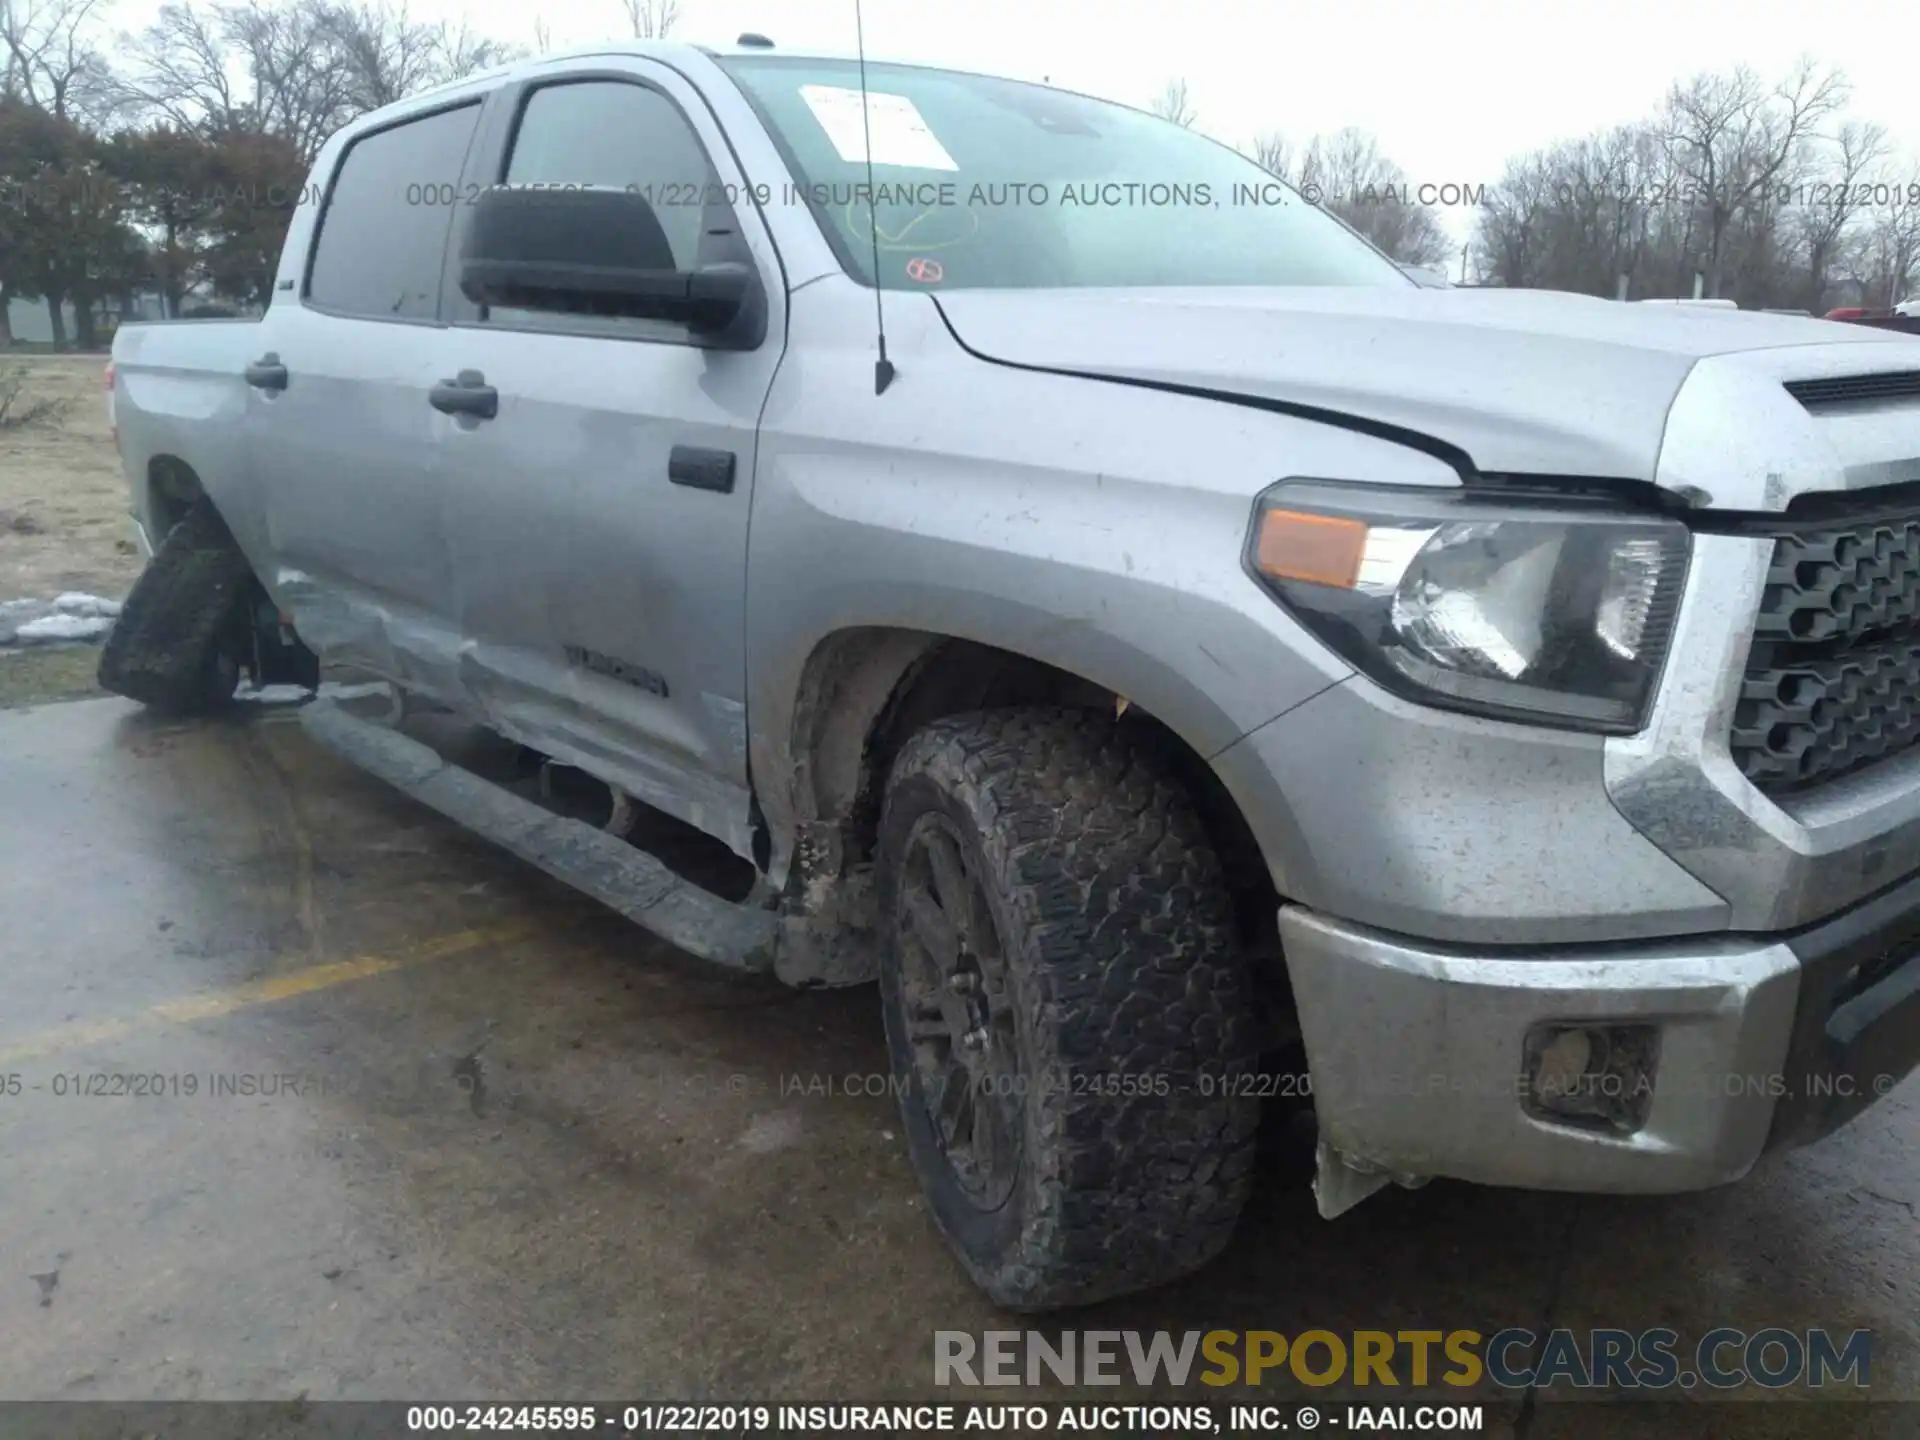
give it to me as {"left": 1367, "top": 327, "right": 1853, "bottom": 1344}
{"left": 855, "top": 0, "right": 894, "bottom": 394}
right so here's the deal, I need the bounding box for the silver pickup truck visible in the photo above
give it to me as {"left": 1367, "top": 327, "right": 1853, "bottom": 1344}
{"left": 102, "top": 37, "right": 1920, "bottom": 1311}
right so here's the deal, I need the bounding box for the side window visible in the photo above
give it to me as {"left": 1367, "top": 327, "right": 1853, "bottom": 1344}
{"left": 307, "top": 102, "right": 483, "bottom": 322}
{"left": 306, "top": 102, "right": 482, "bottom": 320}
{"left": 502, "top": 81, "right": 720, "bottom": 268}
{"left": 483, "top": 80, "right": 738, "bottom": 337}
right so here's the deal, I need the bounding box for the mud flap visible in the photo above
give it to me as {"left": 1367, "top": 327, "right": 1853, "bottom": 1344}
{"left": 299, "top": 699, "right": 779, "bottom": 972}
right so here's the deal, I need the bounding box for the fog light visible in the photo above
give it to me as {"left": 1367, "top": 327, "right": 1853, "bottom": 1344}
{"left": 1522, "top": 1023, "right": 1660, "bottom": 1135}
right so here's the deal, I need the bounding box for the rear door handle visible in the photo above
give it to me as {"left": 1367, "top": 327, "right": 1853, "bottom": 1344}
{"left": 244, "top": 353, "right": 288, "bottom": 391}
{"left": 429, "top": 369, "right": 498, "bottom": 420}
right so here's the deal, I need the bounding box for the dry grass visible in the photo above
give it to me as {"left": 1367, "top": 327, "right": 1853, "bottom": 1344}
{"left": 0, "top": 646, "right": 105, "bottom": 709}
{"left": 1, "top": 510, "right": 47, "bottom": 535}
{"left": 0, "top": 355, "right": 143, "bottom": 601}
{"left": 0, "top": 366, "right": 72, "bottom": 431}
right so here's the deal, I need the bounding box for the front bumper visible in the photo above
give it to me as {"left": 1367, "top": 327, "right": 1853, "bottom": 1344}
{"left": 1284, "top": 865, "right": 1920, "bottom": 1196}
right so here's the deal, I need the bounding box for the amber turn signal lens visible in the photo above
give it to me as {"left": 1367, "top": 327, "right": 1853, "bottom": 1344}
{"left": 1254, "top": 508, "right": 1369, "bottom": 589}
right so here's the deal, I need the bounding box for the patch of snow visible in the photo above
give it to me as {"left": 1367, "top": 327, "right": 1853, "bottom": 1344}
{"left": 234, "top": 679, "right": 396, "bottom": 706}
{"left": 320, "top": 681, "right": 394, "bottom": 701}
{"left": 51, "top": 592, "right": 122, "bottom": 618}
{"left": 15, "top": 613, "right": 114, "bottom": 644}
{"left": 0, "top": 599, "right": 54, "bottom": 645}
{"left": 2, "top": 593, "right": 124, "bottom": 648}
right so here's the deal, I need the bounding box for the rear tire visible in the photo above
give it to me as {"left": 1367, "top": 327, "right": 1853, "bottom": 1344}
{"left": 97, "top": 500, "right": 253, "bottom": 715}
{"left": 876, "top": 707, "right": 1260, "bottom": 1310}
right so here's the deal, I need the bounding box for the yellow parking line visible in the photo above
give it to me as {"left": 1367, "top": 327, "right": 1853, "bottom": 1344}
{"left": 0, "top": 923, "right": 530, "bottom": 1066}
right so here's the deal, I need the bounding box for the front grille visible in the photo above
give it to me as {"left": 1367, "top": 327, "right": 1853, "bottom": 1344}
{"left": 1730, "top": 516, "right": 1920, "bottom": 794}
{"left": 1784, "top": 371, "right": 1920, "bottom": 410}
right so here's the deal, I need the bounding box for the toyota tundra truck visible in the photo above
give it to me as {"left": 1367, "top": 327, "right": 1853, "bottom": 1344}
{"left": 100, "top": 37, "right": 1920, "bottom": 1311}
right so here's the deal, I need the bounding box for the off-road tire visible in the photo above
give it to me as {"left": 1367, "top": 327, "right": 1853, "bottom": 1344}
{"left": 97, "top": 500, "right": 253, "bottom": 714}
{"left": 877, "top": 707, "right": 1261, "bottom": 1310}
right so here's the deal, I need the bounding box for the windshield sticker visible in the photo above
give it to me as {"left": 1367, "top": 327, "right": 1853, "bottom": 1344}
{"left": 905, "top": 257, "right": 945, "bottom": 283}
{"left": 799, "top": 85, "right": 960, "bottom": 172}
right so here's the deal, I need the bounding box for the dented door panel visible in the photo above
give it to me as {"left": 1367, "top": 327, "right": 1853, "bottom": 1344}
{"left": 430, "top": 60, "right": 789, "bottom": 860}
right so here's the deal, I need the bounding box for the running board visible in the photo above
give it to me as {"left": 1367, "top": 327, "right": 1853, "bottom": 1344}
{"left": 299, "top": 699, "right": 777, "bottom": 972}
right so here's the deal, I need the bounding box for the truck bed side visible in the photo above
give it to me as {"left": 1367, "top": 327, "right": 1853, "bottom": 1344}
{"left": 109, "top": 318, "right": 262, "bottom": 552}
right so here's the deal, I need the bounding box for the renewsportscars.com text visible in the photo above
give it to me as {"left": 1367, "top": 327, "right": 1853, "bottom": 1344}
{"left": 934, "top": 1327, "right": 1872, "bottom": 1391}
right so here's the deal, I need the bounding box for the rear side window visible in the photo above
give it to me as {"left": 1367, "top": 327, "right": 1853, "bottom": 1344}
{"left": 306, "top": 102, "right": 483, "bottom": 320}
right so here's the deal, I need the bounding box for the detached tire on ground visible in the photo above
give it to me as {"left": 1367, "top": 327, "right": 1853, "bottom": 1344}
{"left": 876, "top": 707, "right": 1261, "bottom": 1311}
{"left": 97, "top": 500, "right": 253, "bottom": 714}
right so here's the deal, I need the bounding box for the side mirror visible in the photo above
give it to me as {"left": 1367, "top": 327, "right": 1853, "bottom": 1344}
{"left": 458, "top": 185, "right": 766, "bottom": 348}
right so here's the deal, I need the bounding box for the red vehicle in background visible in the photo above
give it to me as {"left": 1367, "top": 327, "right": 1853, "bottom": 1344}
{"left": 1825, "top": 304, "right": 1920, "bottom": 334}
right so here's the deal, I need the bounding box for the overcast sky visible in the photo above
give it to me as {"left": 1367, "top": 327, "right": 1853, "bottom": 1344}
{"left": 107, "top": 0, "right": 1920, "bottom": 260}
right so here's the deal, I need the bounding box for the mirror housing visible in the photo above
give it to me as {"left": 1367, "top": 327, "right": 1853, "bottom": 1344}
{"left": 458, "top": 185, "right": 766, "bottom": 348}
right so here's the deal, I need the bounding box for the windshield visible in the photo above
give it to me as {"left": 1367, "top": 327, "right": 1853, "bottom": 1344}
{"left": 716, "top": 56, "right": 1411, "bottom": 292}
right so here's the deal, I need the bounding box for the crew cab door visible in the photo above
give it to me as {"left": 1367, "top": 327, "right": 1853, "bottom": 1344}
{"left": 434, "top": 61, "right": 787, "bottom": 860}
{"left": 246, "top": 97, "right": 487, "bottom": 698}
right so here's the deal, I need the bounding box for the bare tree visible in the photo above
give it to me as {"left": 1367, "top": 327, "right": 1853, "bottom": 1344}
{"left": 1856, "top": 158, "right": 1920, "bottom": 308}
{"left": 1472, "top": 150, "right": 1555, "bottom": 286}
{"left": 1288, "top": 127, "right": 1452, "bottom": 265}
{"left": 1788, "top": 119, "right": 1888, "bottom": 310}
{"left": 322, "top": 1, "right": 446, "bottom": 110}
{"left": 1248, "top": 131, "right": 1293, "bottom": 179}
{"left": 119, "top": 0, "right": 520, "bottom": 159}
{"left": 1511, "top": 125, "right": 1663, "bottom": 296}
{"left": 1466, "top": 61, "right": 1886, "bottom": 307}
{"left": 1, "top": 0, "right": 118, "bottom": 122}
{"left": 1599, "top": 124, "right": 1666, "bottom": 293}
{"left": 120, "top": 1, "right": 356, "bottom": 158}
{"left": 433, "top": 20, "right": 517, "bottom": 79}
{"left": 323, "top": 3, "right": 516, "bottom": 112}
{"left": 1661, "top": 57, "right": 1847, "bottom": 297}
{"left": 531, "top": 17, "right": 551, "bottom": 55}
{"left": 1244, "top": 125, "right": 1452, "bottom": 264}
{"left": 116, "top": 4, "right": 237, "bottom": 130}
{"left": 617, "top": 0, "right": 678, "bottom": 39}
{"left": 1149, "top": 77, "right": 1196, "bottom": 129}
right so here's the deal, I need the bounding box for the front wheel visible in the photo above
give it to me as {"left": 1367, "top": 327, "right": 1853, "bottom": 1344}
{"left": 97, "top": 500, "right": 254, "bottom": 715}
{"left": 876, "top": 708, "right": 1260, "bottom": 1311}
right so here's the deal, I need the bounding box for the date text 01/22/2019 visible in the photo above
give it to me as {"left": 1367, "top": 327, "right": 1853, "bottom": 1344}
{"left": 404, "top": 1402, "right": 1487, "bottom": 1433}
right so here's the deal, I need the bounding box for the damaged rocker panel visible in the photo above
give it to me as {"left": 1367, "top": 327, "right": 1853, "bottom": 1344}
{"left": 299, "top": 699, "right": 778, "bottom": 971}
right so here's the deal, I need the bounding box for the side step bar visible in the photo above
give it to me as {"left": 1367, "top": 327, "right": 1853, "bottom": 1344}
{"left": 299, "top": 699, "right": 778, "bottom": 972}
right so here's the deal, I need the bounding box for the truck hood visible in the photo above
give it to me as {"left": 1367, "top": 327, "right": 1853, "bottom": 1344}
{"left": 932, "top": 286, "right": 1920, "bottom": 492}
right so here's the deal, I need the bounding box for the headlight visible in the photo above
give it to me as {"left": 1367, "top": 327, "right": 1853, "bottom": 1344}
{"left": 1246, "top": 480, "right": 1690, "bottom": 734}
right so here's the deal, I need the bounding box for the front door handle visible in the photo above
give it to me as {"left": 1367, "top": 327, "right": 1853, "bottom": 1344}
{"left": 668, "top": 445, "right": 738, "bottom": 493}
{"left": 244, "top": 353, "right": 288, "bottom": 391}
{"left": 429, "top": 369, "right": 498, "bottom": 420}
